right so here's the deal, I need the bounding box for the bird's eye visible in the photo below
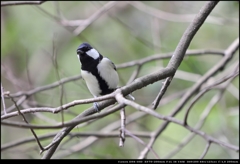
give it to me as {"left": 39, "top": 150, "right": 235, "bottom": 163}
{"left": 84, "top": 47, "right": 90, "bottom": 51}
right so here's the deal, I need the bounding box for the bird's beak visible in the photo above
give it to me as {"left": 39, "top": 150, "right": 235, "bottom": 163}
{"left": 77, "top": 49, "right": 83, "bottom": 55}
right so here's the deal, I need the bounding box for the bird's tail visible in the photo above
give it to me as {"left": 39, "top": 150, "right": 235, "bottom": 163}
{"left": 115, "top": 87, "right": 135, "bottom": 101}
{"left": 126, "top": 93, "right": 135, "bottom": 101}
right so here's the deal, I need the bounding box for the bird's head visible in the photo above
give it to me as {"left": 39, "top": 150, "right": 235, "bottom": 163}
{"left": 77, "top": 42, "right": 100, "bottom": 60}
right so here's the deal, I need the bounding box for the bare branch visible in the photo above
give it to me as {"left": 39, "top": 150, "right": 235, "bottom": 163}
{"left": 167, "top": 2, "right": 219, "bottom": 70}
{"left": 1, "top": 1, "right": 46, "bottom": 7}
{"left": 1, "top": 101, "right": 122, "bottom": 129}
{"left": 124, "top": 129, "right": 160, "bottom": 159}
{"left": 1, "top": 131, "right": 151, "bottom": 151}
{"left": 116, "top": 49, "right": 224, "bottom": 69}
{"left": 8, "top": 94, "right": 44, "bottom": 151}
{"left": 2, "top": 132, "right": 57, "bottom": 151}
{"left": 1, "top": 92, "right": 115, "bottom": 120}
{"left": 1, "top": 83, "right": 7, "bottom": 115}
{"left": 119, "top": 107, "right": 126, "bottom": 147}
{"left": 73, "top": 1, "right": 118, "bottom": 35}
{"left": 127, "top": 65, "right": 142, "bottom": 85}
{"left": 2, "top": 96, "right": 27, "bottom": 115}
{"left": 51, "top": 35, "right": 65, "bottom": 125}
{"left": 200, "top": 142, "right": 211, "bottom": 159}
{"left": 184, "top": 70, "right": 239, "bottom": 125}
{"left": 128, "top": 1, "right": 238, "bottom": 25}
{"left": 152, "top": 76, "right": 173, "bottom": 109}
{"left": 6, "top": 75, "right": 82, "bottom": 98}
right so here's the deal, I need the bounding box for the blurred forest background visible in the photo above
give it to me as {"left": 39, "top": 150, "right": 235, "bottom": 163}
{"left": 1, "top": 1, "right": 239, "bottom": 159}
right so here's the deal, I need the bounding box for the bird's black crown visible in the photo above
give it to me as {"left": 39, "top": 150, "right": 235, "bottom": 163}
{"left": 77, "top": 42, "right": 93, "bottom": 54}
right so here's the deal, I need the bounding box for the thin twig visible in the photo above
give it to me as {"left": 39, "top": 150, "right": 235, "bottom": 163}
{"left": 184, "top": 70, "right": 239, "bottom": 125}
{"left": 152, "top": 76, "right": 173, "bottom": 109}
{"left": 51, "top": 34, "right": 65, "bottom": 125}
{"left": 6, "top": 75, "right": 82, "bottom": 98}
{"left": 199, "top": 142, "right": 211, "bottom": 159}
{"left": 2, "top": 132, "right": 57, "bottom": 151}
{"left": 2, "top": 96, "right": 27, "bottom": 115}
{"left": 1, "top": 92, "right": 115, "bottom": 120}
{"left": 116, "top": 49, "right": 224, "bottom": 69}
{"left": 73, "top": 1, "right": 118, "bottom": 35}
{"left": 2, "top": 100, "right": 121, "bottom": 129}
{"left": 25, "top": 50, "right": 33, "bottom": 92}
{"left": 124, "top": 129, "right": 160, "bottom": 159}
{"left": 109, "top": 12, "right": 161, "bottom": 50}
{"left": 1, "top": 1, "right": 46, "bottom": 7}
{"left": 1, "top": 83, "right": 7, "bottom": 115}
{"left": 128, "top": 1, "right": 238, "bottom": 25}
{"left": 119, "top": 107, "right": 126, "bottom": 147}
{"left": 8, "top": 94, "right": 44, "bottom": 151}
{"left": 127, "top": 65, "right": 142, "bottom": 85}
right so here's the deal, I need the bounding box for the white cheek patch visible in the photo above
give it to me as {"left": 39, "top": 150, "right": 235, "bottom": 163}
{"left": 86, "top": 48, "right": 100, "bottom": 59}
{"left": 97, "top": 58, "right": 119, "bottom": 89}
{"left": 81, "top": 70, "right": 101, "bottom": 97}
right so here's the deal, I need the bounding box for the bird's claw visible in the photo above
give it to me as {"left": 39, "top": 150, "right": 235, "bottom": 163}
{"left": 93, "top": 102, "right": 100, "bottom": 113}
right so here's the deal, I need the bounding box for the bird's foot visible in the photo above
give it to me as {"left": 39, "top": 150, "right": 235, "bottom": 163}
{"left": 93, "top": 102, "right": 100, "bottom": 113}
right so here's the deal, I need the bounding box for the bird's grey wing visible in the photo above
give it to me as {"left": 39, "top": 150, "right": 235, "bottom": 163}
{"left": 107, "top": 58, "right": 117, "bottom": 70}
{"left": 112, "top": 61, "right": 117, "bottom": 70}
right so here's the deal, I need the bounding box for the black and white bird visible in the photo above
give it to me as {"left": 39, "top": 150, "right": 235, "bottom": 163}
{"left": 76, "top": 42, "right": 119, "bottom": 112}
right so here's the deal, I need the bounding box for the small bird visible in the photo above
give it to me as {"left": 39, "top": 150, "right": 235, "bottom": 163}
{"left": 76, "top": 42, "right": 119, "bottom": 112}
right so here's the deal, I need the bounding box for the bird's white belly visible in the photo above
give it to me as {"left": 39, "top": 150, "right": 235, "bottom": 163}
{"left": 81, "top": 70, "right": 101, "bottom": 97}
